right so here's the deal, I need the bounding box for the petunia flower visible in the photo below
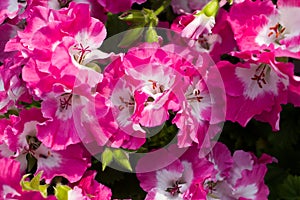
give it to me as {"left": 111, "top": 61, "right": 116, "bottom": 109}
{"left": 171, "top": 0, "right": 209, "bottom": 15}
{"left": 171, "top": 0, "right": 219, "bottom": 40}
{"left": 96, "top": 0, "right": 146, "bottom": 13}
{"left": 228, "top": 0, "right": 300, "bottom": 59}
{"left": 69, "top": 170, "right": 112, "bottom": 200}
{"left": 136, "top": 146, "right": 215, "bottom": 200}
{"left": 3, "top": 108, "right": 90, "bottom": 183}
{"left": 217, "top": 50, "right": 294, "bottom": 130}
{"left": 0, "top": 54, "right": 31, "bottom": 114}
{"left": 206, "top": 143, "right": 274, "bottom": 200}
{"left": 5, "top": 2, "right": 108, "bottom": 98}
{"left": 0, "top": 157, "right": 56, "bottom": 199}
{"left": 0, "top": 0, "right": 20, "bottom": 24}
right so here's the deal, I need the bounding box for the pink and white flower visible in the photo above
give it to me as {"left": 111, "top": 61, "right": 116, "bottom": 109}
{"left": 195, "top": 9, "right": 236, "bottom": 62}
{"left": 171, "top": 0, "right": 209, "bottom": 15}
{"left": 217, "top": 50, "right": 294, "bottom": 130}
{"left": 98, "top": 43, "right": 225, "bottom": 149}
{"left": 0, "top": 23, "right": 18, "bottom": 62}
{"left": 4, "top": 108, "right": 90, "bottom": 183}
{"left": 228, "top": 0, "right": 300, "bottom": 59}
{"left": 96, "top": 0, "right": 146, "bottom": 13}
{"left": 137, "top": 146, "right": 215, "bottom": 200}
{"left": 171, "top": 8, "right": 234, "bottom": 62}
{"left": 0, "top": 0, "right": 20, "bottom": 24}
{"left": 172, "top": 11, "right": 216, "bottom": 41}
{"left": 171, "top": 0, "right": 219, "bottom": 41}
{"left": 69, "top": 170, "right": 112, "bottom": 200}
{"left": 0, "top": 157, "right": 56, "bottom": 199}
{"left": 206, "top": 143, "right": 274, "bottom": 200}
{"left": 5, "top": 2, "right": 107, "bottom": 97}
{"left": 0, "top": 55, "right": 31, "bottom": 114}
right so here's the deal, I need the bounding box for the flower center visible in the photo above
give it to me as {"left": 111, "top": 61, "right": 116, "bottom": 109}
{"left": 166, "top": 181, "right": 182, "bottom": 196}
{"left": 198, "top": 35, "right": 210, "bottom": 50}
{"left": 206, "top": 180, "right": 217, "bottom": 194}
{"left": 187, "top": 89, "right": 203, "bottom": 102}
{"left": 73, "top": 43, "right": 91, "bottom": 64}
{"left": 59, "top": 93, "right": 73, "bottom": 112}
{"left": 148, "top": 80, "right": 165, "bottom": 94}
{"left": 268, "top": 23, "right": 286, "bottom": 44}
{"left": 58, "top": 0, "right": 71, "bottom": 7}
{"left": 118, "top": 96, "right": 135, "bottom": 111}
{"left": 24, "top": 135, "right": 42, "bottom": 156}
{"left": 251, "top": 64, "right": 270, "bottom": 88}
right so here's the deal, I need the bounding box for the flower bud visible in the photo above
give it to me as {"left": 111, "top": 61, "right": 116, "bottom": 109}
{"left": 202, "top": 0, "right": 219, "bottom": 17}
{"left": 119, "top": 10, "right": 148, "bottom": 24}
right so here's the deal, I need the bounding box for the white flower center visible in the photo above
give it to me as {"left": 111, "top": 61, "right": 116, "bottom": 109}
{"left": 55, "top": 93, "right": 73, "bottom": 120}
{"left": 235, "top": 64, "right": 280, "bottom": 100}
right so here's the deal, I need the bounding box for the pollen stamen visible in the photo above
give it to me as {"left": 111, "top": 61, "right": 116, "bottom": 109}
{"left": 166, "top": 181, "right": 182, "bottom": 196}
{"left": 59, "top": 94, "right": 73, "bottom": 111}
{"left": 74, "top": 43, "right": 91, "bottom": 64}
{"left": 118, "top": 96, "right": 134, "bottom": 111}
{"left": 198, "top": 35, "right": 210, "bottom": 50}
{"left": 268, "top": 23, "right": 286, "bottom": 39}
{"left": 148, "top": 80, "right": 157, "bottom": 90}
{"left": 251, "top": 64, "right": 268, "bottom": 88}
{"left": 187, "top": 89, "right": 203, "bottom": 102}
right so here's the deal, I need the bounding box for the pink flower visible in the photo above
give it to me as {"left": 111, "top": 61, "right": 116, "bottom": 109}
{"left": 172, "top": 75, "right": 221, "bottom": 148}
{"left": 4, "top": 2, "right": 113, "bottom": 151}
{"left": 206, "top": 143, "right": 274, "bottom": 200}
{"left": 69, "top": 170, "right": 112, "bottom": 200}
{"left": 158, "top": 44, "right": 226, "bottom": 149}
{"left": 171, "top": 9, "right": 234, "bottom": 62}
{"left": 0, "top": 24, "right": 18, "bottom": 62}
{"left": 98, "top": 43, "right": 225, "bottom": 149}
{"left": 171, "top": 0, "right": 209, "bottom": 15}
{"left": 171, "top": 0, "right": 219, "bottom": 40}
{"left": 174, "top": 11, "right": 216, "bottom": 40}
{"left": 217, "top": 50, "right": 294, "bottom": 130}
{"left": 96, "top": 0, "right": 146, "bottom": 13}
{"left": 4, "top": 108, "right": 90, "bottom": 183}
{"left": 137, "top": 146, "right": 215, "bottom": 200}
{"left": 5, "top": 2, "right": 107, "bottom": 97}
{"left": 37, "top": 91, "right": 81, "bottom": 150}
{"left": 0, "top": 0, "right": 20, "bottom": 24}
{"left": 97, "top": 43, "right": 188, "bottom": 149}
{"left": 0, "top": 157, "right": 56, "bottom": 199}
{"left": 228, "top": 0, "right": 300, "bottom": 59}
{"left": 0, "top": 54, "right": 31, "bottom": 114}
{"left": 195, "top": 9, "right": 236, "bottom": 62}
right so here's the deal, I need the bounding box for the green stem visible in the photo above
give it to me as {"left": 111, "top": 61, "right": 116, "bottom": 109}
{"left": 154, "top": 0, "right": 171, "bottom": 16}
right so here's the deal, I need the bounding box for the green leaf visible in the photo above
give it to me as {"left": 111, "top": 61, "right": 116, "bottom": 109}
{"left": 101, "top": 148, "right": 113, "bottom": 171}
{"left": 145, "top": 26, "right": 159, "bottom": 43}
{"left": 278, "top": 175, "right": 300, "bottom": 200}
{"left": 55, "top": 185, "right": 71, "bottom": 200}
{"left": 105, "top": 13, "right": 128, "bottom": 38}
{"left": 20, "top": 171, "right": 48, "bottom": 198}
{"left": 227, "top": 0, "right": 233, "bottom": 5}
{"left": 119, "top": 10, "right": 147, "bottom": 24}
{"left": 113, "top": 149, "right": 133, "bottom": 172}
{"left": 275, "top": 57, "right": 289, "bottom": 63}
{"left": 118, "top": 27, "right": 145, "bottom": 48}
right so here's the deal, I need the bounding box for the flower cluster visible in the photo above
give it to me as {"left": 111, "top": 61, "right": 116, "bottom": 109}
{"left": 137, "top": 143, "right": 274, "bottom": 200}
{"left": 0, "top": 0, "right": 299, "bottom": 199}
